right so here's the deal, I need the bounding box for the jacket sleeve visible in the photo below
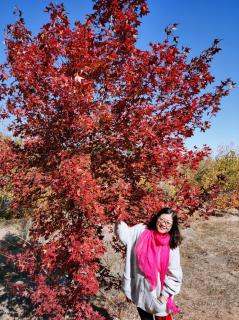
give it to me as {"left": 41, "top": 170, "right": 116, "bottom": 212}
{"left": 114, "top": 221, "right": 145, "bottom": 246}
{"left": 161, "top": 246, "right": 183, "bottom": 297}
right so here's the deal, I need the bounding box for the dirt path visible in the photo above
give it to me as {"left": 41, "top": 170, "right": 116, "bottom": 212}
{"left": 0, "top": 211, "right": 239, "bottom": 319}
{"left": 177, "top": 211, "right": 239, "bottom": 320}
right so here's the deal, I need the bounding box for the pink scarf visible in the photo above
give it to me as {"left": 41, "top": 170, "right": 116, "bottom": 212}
{"left": 135, "top": 229, "right": 181, "bottom": 314}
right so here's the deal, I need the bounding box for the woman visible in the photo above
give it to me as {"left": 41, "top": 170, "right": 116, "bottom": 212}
{"left": 115, "top": 207, "right": 183, "bottom": 320}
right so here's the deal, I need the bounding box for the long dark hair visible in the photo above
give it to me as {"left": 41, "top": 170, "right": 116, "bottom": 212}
{"left": 147, "top": 207, "right": 183, "bottom": 249}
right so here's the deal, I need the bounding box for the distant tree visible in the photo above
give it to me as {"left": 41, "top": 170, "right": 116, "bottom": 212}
{"left": 195, "top": 147, "right": 239, "bottom": 210}
{"left": 0, "top": 1, "right": 234, "bottom": 318}
{"left": 0, "top": 134, "right": 15, "bottom": 218}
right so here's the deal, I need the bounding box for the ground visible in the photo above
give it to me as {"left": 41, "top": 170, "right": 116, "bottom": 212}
{"left": 0, "top": 210, "right": 239, "bottom": 319}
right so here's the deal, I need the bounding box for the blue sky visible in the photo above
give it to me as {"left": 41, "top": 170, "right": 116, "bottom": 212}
{"left": 0, "top": 0, "right": 238, "bottom": 154}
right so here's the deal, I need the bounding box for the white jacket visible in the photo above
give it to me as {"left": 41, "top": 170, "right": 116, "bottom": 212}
{"left": 115, "top": 221, "right": 183, "bottom": 316}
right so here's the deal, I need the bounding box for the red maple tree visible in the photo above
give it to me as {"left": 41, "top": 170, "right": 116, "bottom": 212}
{"left": 0, "top": 1, "right": 234, "bottom": 319}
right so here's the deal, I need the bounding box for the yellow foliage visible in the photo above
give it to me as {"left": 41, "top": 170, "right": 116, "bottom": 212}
{"left": 138, "top": 176, "right": 153, "bottom": 192}
{"left": 194, "top": 148, "right": 239, "bottom": 209}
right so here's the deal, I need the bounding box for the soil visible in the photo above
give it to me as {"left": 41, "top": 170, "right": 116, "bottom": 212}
{"left": 0, "top": 210, "right": 239, "bottom": 319}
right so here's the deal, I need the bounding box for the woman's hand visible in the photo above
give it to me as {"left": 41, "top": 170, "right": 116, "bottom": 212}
{"left": 158, "top": 295, "right": 167, "bottom": 304}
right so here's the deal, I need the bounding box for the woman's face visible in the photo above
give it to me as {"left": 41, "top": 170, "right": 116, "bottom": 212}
{"left": 156, "top": 213, "right": 173, "bottom": 234}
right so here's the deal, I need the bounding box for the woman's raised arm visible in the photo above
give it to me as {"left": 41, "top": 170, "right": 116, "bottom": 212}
{"left": 114, "top": 221, "right": 145, "bottom": 246}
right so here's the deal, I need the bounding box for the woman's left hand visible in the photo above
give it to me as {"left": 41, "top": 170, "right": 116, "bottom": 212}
{"left": 158, "top": 295, "right": 167, "bottom": 304}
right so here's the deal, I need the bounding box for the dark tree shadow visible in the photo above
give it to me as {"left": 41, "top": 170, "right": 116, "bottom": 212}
{"left": 91, "top": 297, "right": 114, "bottom": 320}
{"left": 0, "top": 233, "right": 35, "bottom": 319}
{"left": 0, "top": 233, "right": 117, "bottom": 320}
{"left": 92, "top": 304, "right": 114, "bottom": 320}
